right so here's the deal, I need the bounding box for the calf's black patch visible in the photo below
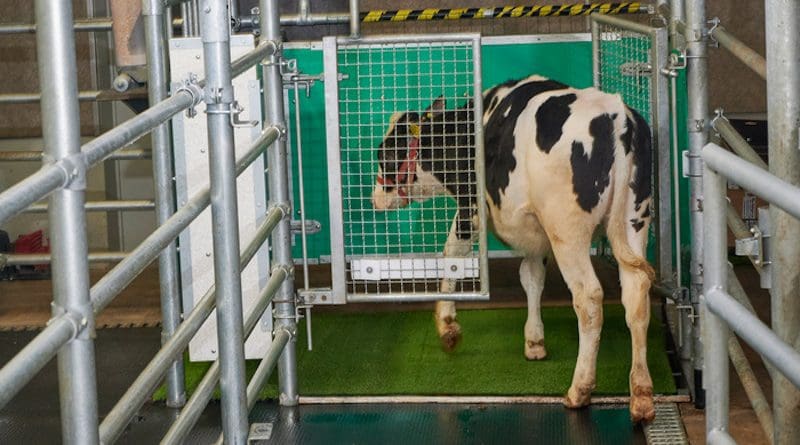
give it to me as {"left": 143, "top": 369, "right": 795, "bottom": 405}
{"left": 571, "top": 114, "right": 616, "bottom": 212}
{"left": 484, "top": 79, "right": 568, "bottom": 206}
{"left": 535, "top": 93, "right": 577, "bottom": 153}
{"left": 627, "top": 108, "right": 653, "bottom": 211}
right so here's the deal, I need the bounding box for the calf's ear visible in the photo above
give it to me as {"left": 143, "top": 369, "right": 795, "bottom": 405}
{"left": 423, "top": 95, "right": 447, "bottom": 120}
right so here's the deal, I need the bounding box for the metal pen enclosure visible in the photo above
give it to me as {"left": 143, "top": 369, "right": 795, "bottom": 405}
{"left": 323, "top": 34, "right": 489, "bottom": 304}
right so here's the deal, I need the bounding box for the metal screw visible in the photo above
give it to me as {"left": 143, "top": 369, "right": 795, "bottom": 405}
{"left": 366, "top": 267, "right": 373, "bottom": 273}
{"left": 205, "top": 252, "right": 212, "bottom": 257}
{"left": 450, "top": 265, "right": 458, "bottom": 272}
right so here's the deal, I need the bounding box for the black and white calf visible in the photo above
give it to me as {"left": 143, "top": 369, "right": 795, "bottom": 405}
{"left": 372, "top": 75, "right": 656, "bottom": 422}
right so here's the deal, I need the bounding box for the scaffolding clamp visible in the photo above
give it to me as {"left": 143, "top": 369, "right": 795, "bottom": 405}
{"left": 176, "top": 73, "right": 203, "bottom": 118}
{"left": 706, "top": 17, "right": 721, "bottom": 48}
{"left": 56, "top": 152, "right": 88, "bottom": 191}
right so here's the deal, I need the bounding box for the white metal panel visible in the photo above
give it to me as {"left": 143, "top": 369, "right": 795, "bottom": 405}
{"left": 170, "top": 35, "right": 271, "bottom": 361}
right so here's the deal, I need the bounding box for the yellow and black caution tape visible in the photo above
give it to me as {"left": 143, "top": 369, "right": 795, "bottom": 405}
{"left": 361, "top": 2, "right": 644, "bottom": 22}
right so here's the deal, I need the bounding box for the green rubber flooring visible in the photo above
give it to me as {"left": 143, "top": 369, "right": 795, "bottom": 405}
{"left": 156, "top": 305, "right": 676, "bottom": 400}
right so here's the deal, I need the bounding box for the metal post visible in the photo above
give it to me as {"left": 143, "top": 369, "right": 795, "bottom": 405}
{"left": 684, "top": 0, "right": 708, "bottom": 408}
{"left": 703, "top": 160, "right": 730, "bottom": 442}
{"left": 35, "top": 0, "right": 99, "bottom": 442}
{"left": 765, "top": 1, "right": 800, "bottom": 443}
{"left": 349, "top": 0, "right": 360, "bottom": 38}
{"left": 260, "top": 0, "right": 299, "bottom": 407}
{"left": 143, "top": 0, "right": 186, "bottom": 409}
{"left": 200, "top": 0, "right": 248, "bottom": 442}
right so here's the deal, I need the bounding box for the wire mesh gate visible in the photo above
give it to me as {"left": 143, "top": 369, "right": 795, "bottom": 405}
{"left": 590, "top": 14, "right": 673, "bottom": 282}
{"left": 322, "top": 34, "right": 489, "bottom": 304}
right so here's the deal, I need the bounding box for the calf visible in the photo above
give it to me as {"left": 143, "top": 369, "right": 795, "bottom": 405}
{"left": 371, "top": 75, "right": 656, "bottom": 422}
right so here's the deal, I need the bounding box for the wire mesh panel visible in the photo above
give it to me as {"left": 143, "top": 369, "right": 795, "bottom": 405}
{"left": 591, "top": 14, "right": 673, "bottom": 282}
{"left": 323, "top": 34, "right": 488, "bottom": 303}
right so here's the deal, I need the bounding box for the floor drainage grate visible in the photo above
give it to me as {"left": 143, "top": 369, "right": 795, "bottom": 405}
{"left": 645, "top": 403, "right": 689, "bottom": 444}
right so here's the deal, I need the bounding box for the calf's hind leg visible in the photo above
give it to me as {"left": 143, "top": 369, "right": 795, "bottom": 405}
{"left": 548, "top": 233, "right": 604, "bottom": 408}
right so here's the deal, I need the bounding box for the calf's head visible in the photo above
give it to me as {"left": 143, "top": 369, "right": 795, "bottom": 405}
{"left": 371, "top": 97, "right": 446, "bottom": 210}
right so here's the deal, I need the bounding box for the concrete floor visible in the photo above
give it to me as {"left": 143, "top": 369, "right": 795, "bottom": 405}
{"left": 0, "top": 259, "right": 772, "bottom": 444}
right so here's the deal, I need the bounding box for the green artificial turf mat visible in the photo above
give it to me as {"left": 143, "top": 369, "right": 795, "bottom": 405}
{"left": 154, "top": 305, "right": 676, "bottom": 400}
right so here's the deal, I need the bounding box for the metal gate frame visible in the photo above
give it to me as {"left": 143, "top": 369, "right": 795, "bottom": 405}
{"left": 590, "top": 14, "right": 673, "bottom": 285}
{"left": 322, "top": 34, "right": 489, "bottom": 305}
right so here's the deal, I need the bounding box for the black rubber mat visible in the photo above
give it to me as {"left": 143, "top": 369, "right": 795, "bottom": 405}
{"left": 0, "top": 327, "right": 646, "bottom": 444}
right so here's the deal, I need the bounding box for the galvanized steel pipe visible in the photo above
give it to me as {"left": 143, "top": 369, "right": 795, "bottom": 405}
{"left": 685, "top": 0, "right": 708, "bottom": 407}
{"left": 712, "top": 117, "right": 768, "bottom": 170}
{"left": 24, "top": 199, "right": 155, "bottom": 213}
{"left": 710, "top": 25, "right": 766, "bottom": 80}
{"left": 0, "top": 315, "right": 81, "bottom": 410}
{"left": 35, "top": 0, "right": 99, "bottom": 441}
{"left": 0, "top": 90, "right": 101, "bottom": 104}
{"left": 702, "top": 143, "right": 800, "bottom": 220}
{"left": 702, "top": 157, "right": 730, "bottom": 440}
{"left": 3, "top": 251, "right": 127, "bottom": 266}
{"left": 261, "top": 0, "right": 299, "bottom": 408}
{"left": 706, "top": 288, "right": 800, "bottom": 389}
{"left": 765, "top": 1, "right": 800, "bottom": 442}
{"left": 144, "top": 0, "right": 186, "bottom": 409}
{"left": 0, "top": 149, "right": 151, "bottom": 162}
{"left": 98, "top": 204, "right": 284, "bottom": 444}
{"left": 90, "top": 126, "right": 278, "bottom": 314}
{"left": 200, "top": 0, "right": 249, "bottom": 440}
{"left": 0, "top": 18, "right": 113, "bottom": 34}
{"left": 160, "top": 264, "right": 290, "bottom": 445}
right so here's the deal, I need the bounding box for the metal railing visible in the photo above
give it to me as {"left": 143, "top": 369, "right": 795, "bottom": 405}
{"left": 0, "top": 0, "right": 297, "bottom": 443}
{"left": 702, "top": 142, "right": 800, "bottom": 445}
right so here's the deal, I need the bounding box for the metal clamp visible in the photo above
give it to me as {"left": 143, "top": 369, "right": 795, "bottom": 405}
{"left": 205, "top": 101, "right": 259, "bottom": 128}
{"left": 56, "top": 152, "right": 88, "bottom": 191}
{"left": 710, "top": 108, "right": 728, "bottom": 133}
{"left": 176, "top": 73, "right": 204, "bottom": 118}
{"left": 706, "top": 17, "right": 721, "bottom": 48}
{"left": 203, "top": 85, "right": 235, "bottom": 105}
{"left": 48, "top": 302, "right": 90, "bottom": 340}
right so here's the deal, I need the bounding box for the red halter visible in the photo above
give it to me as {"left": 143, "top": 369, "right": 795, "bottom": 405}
{"left": 376, "top": 137, "right": 419, "bottom": 202}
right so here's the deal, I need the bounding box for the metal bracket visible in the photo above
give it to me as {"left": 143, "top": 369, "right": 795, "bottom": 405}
{"left": 297, "top": 287, "right": 335, "bottom": 305}
{"left": 205, "top": 100, "right": 259, "bottom": 128}
{"left": 620, "top": 61, "right": 653, "bottom": 77}
{"left": 735, "top": 225, "right": 764, "bottom": 264}
{"left": 176, "top": 73, "right": 204, "bottom": 118}
{"left": 710, "top": 108, "right": 728, "bottom": 135}
{"left": 706, "top": 17, "right": 721, "bottom": 48}
{"left": 290, "top": 219, "right": 322, "bottom": 235}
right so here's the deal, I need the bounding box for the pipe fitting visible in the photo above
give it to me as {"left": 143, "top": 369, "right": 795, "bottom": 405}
{"left": 56, "top": 152, "right": 88, "bottom": 191}
{"left": 48, "top": 304, "right": 92, "bottom": 341}
{"left": 175, "top": 74, "right": 204, "bottom": 117}
{"left": 272, "top": 263, "right": 295, "bottom": 278}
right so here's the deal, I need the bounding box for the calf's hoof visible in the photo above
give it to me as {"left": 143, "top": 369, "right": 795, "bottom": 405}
{"left": 438, "top": 321, "right": 462, "bottom": 352}
{"left": 563, "top": 384, "right": 593, "bottom": 409}
{"left": 630, "top": 386, "right": 655, "bottom": 423}
{"left": 525, "top": 339, "right": 547, "bottom": 360}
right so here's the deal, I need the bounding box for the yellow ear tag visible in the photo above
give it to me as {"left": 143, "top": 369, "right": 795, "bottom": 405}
{"left": 409, "top": 124, "right": 421, "bottom": 137}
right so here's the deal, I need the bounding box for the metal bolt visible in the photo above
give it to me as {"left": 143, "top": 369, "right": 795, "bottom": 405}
{"left": 204, "top": 5, "right": 211, "bottom": 13}
{"left": 205, "top": 252, "right": 212, "bottom": 257}
{"left": 450, "top": 265, "right": 458, "bottom": 272}
{"left": 366, "top": 267, "right": 373, "bottom": 273}
{"left": 80, "top": 317, "right": 88, "bottom": 326}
